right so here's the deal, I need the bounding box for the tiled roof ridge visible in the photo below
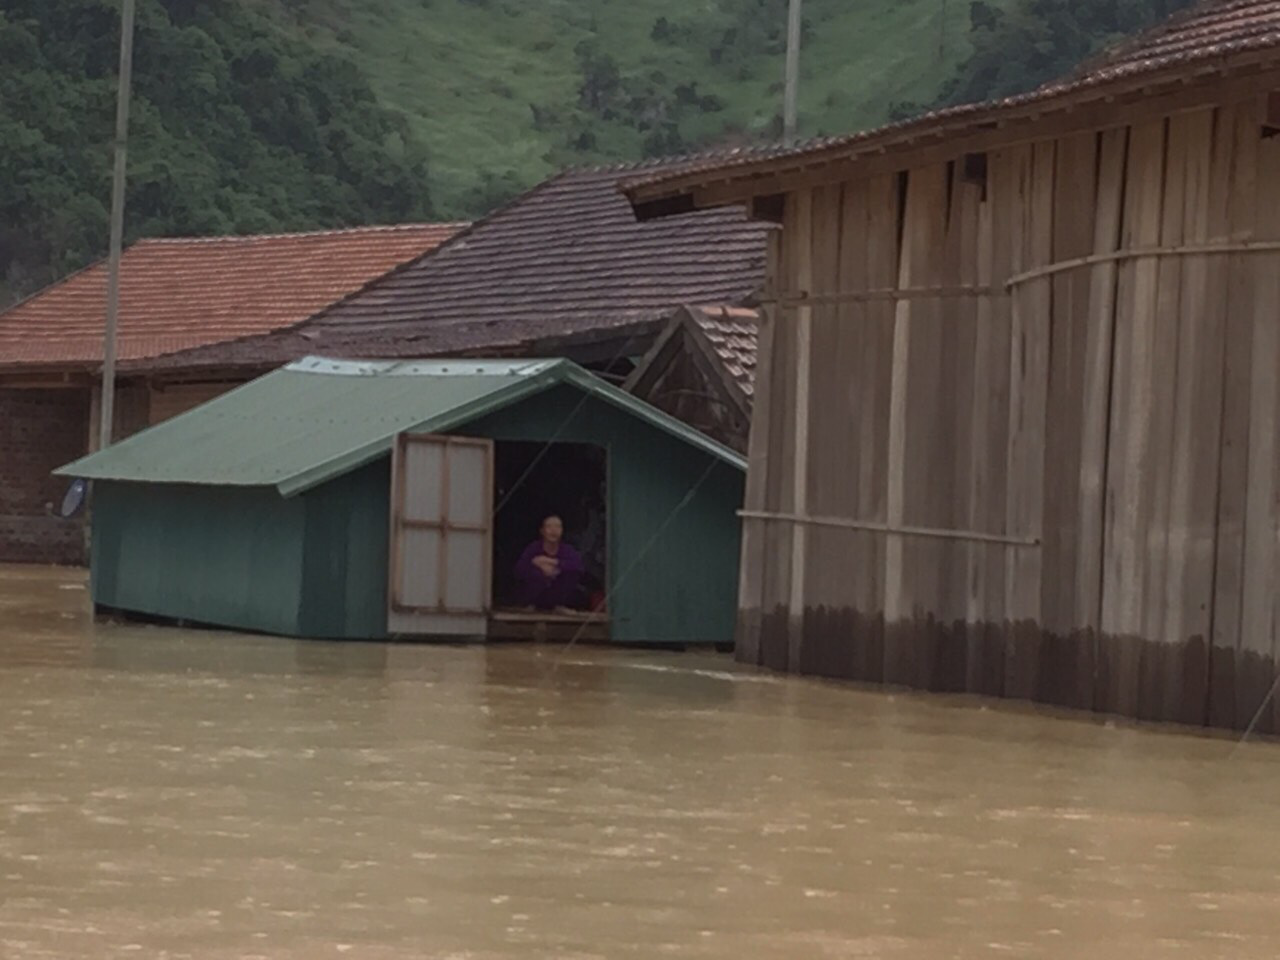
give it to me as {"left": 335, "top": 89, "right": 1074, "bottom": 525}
{"left": 1076, "top": 0, "right": 1262, "bottom": 76}
{"left": 134, "top": 221, "right": 468, "bottom": 245}
{"left": 568, "top": 146, "right": 783, "bottom": 176}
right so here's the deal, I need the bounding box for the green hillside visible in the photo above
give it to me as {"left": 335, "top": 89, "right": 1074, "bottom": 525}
{"left": 0, "top": 0, "right": 1193, "bottom": 305}
{"left": 295, "top": 0, "right": 1022, "bottom": 218}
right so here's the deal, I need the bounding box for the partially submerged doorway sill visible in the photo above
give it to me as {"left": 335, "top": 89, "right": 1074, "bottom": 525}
{"left": 488, "top": 608, "right": 609, "bottom": 643}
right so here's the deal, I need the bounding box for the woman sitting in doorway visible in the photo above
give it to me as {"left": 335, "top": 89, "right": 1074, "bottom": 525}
{"left": 513, "top": 514, "right": 584, "bottom": 613}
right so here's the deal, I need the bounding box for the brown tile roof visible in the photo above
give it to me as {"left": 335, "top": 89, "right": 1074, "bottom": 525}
{"left": 135, "top": 159, "right": 773, "bottom": 373}
{"left": 0, "top": 223, "right": 464, "bottom": 371}
{"left": 625, "top": 0, "right": 1280, "bottom": 205}
{"left": 690, "top": 305, "right": 758, "bottom": 402}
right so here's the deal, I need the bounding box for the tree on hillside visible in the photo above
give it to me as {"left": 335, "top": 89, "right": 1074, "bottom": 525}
{"left": 0, "top": 0, "right": 434, "bottom": 305}
{"left": 938, "top": 0, "right": 1199, "bottom": 106}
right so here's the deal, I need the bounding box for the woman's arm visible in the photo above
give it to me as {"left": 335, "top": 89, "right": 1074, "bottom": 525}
{"left": 514, "top": 542, "right": 540, "bottom": 582}
{"left": 559, "top": 544, "right": 585, "bottom": 575}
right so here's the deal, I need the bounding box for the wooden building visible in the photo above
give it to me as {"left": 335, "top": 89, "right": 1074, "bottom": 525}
{"left": 625, "top": 0, "right": 1280, "bottom": 732}
{"left": 59, "top": 357, "right": 745, "bottom": 646}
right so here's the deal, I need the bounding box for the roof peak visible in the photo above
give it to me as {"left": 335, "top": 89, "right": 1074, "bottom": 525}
{"left": 286, "top": 356, "right": 562, "bottom": 378}
{"left": 134, "top": 222, "right": 468, "bottom": 246}
{"left": 566, "top": 145, "right": 785, "bottom": 177}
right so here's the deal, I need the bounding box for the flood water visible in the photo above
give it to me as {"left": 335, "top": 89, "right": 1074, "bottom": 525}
{"left": 2, "top": 565, "right": 1279, "bottom": 959}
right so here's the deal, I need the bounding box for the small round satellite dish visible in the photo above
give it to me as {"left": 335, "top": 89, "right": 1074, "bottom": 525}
{"left": 60, "top": 478, "right": 88, "bottom": 519}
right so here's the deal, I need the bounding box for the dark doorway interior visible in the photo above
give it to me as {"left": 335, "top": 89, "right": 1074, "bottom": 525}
{"left": 492, "top": 441, "right": 607, "bottom": 611}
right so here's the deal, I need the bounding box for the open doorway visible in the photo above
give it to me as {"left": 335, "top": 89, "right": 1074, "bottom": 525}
{"left": 491, "top": 441, "right": 607, "bottom": 614}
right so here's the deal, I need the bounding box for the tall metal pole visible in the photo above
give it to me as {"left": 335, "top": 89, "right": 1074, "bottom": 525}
{"left": 99, "top": 0, "right": 137, "bottom": 450}
{"left": 783, "top": 0, "right": 802, "bottom": 145}
{"left": 939, "top": 0, "right": 949, "bottom": 60}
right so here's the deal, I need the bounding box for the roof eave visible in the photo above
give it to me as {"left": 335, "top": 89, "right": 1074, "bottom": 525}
{"left": 626, "top": 46, "right": 1280, "bottom": 215}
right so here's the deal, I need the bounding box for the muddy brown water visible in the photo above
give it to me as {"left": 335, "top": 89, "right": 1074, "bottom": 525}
{"left": 1, "top": 564, "right": 1279, "bottom": 959}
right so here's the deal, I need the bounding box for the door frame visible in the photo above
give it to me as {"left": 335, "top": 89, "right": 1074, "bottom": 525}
{"left": 388, "top": 432, "right": 494, "bottom": 618}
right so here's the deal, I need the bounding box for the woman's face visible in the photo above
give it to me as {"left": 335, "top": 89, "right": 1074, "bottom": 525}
{"left": 541, "top": 516, "right": 563, "bottom": 544}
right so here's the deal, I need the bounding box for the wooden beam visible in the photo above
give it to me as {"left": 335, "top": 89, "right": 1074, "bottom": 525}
{"left": 1163, "top": 109, "right": 1218, "bottom": 726}
{"left": 1102, "top": 117, "right": 1168, "bottom": 718}
{"left": 621, "top": 310, "right": 687, "bottom": 396}
{"left": 738, "top": 510, "right": 1041, "bottom": 547}
{"left": 1074, "top": 127, "right": 1127, "bottom": 637}
{"left": 1211, "top": 101, "right": 1262, "bottom": 730}
{"left": 787, "top": 189, "right": 814, "bottom": 673}
{"left": 1006, "top": 240, "right": 1280, "bottom": 288}
{"left": 1003, "top": 140, "right": 1054, "bottom": 702}
{"left": 0, "top": 373, "right": 88, "bottom": 388}
{"left": 883, "top": 176, "right": 914, "bottom": 624}
{"left": 765, "top": 285, "right": 1002, "bottom": 306}
{"left": 734, "top": 231, "right": 783, "bottom": 666}
{"left": 965, "top": 167, "right": 996, "bottom": 685}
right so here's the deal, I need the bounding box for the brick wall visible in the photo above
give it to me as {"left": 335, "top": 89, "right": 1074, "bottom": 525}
{"left": 0, "top": 382, "right": 151, "bottom": 565}
{"left": 0, "top": 387, "right": 92, "bottom": 565}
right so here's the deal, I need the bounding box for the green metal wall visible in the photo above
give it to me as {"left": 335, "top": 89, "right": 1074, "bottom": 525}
{"left": 90, "top": 481, "right": 306, "bottom": 636}
{"left": 461, "top": 385, "right": 745, "bottom": 645}
{"left": 90, "top": 463, "right": 391, "bottom": 641}
{"left": 297, "top": 459, "right": 390, "bottom": 639}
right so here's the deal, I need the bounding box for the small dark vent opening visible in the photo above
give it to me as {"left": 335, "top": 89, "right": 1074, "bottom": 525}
{"left": 1263, "top": 91, "right": 1280, "bottom": 139}
{"left": 962, "top": 152, "right": 989, "bottom": 189}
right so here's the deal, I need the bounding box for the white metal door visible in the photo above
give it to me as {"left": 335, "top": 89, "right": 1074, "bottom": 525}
{"left": 388, "top": 433, "right": 493, "bottom": 637}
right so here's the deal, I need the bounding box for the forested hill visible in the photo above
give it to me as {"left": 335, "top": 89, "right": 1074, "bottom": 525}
{"left": 1, "top": 0, "right": 1195, "bottom": 306}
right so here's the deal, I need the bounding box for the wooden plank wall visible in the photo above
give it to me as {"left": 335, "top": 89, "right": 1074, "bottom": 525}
{"left": 743, "top": 91, "right": 1280, "bottom": 733}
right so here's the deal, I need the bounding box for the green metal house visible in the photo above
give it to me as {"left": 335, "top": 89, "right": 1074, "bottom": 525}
{"left": 58, "top": 357, "right": 746, "bottom": 645}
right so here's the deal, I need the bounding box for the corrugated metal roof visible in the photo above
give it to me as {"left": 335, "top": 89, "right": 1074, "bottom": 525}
{"left": 57, "top": 356, "right": 744, "bottom": 496}
{"left": 0, "top": 223, "right": 464, "bottom": 370}
{"left": 624, "top": 0, "right": 1280, "bottom": 205}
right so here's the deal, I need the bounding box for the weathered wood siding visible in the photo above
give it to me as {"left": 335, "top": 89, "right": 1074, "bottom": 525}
{"left": 742, "top": 91, "right": 1280, "bottom": 732}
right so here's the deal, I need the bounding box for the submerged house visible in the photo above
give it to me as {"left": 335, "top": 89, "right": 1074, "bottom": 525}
{"left": 4, "top": 157, "right": 770, "bottom": 568}
{"left": 58, "top": 357, "right": 745, "bottom": 645}
{"left": 0, "top": 223, "right": 464, "bottom": 564}
{"left": 625, "top": 0, "right": 1280, "bottom": 732}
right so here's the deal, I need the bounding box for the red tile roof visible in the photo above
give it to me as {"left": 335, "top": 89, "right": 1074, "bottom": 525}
{"left": 135, "top": 159, "right": 773, "bottom": 373}
{"left": 0, "top": 223, "right": 464, "bottom": 370}
{"left": 691, "top": 305, "right": 758, "bottom": 401}
{"left": 625, "top": 0, "right": 1280, "bottom": 205}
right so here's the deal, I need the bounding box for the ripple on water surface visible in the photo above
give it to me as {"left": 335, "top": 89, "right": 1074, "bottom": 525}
{"left": 1, "top": 564, "right": 1279, "bottom": 959}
